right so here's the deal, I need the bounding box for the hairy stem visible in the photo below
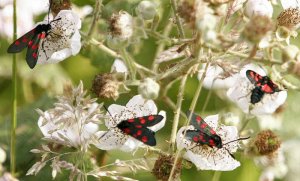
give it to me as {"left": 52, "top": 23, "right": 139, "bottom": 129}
{"left": 10, "top": 0, "right": 17, "bottom": 175}
{"left": 120, "top": 48, "right": 136, "bottom": 80}
{"left": 87, "top": 0, "right": 102, "bottom": 39}
{"left": 169, "top": 74, "right": 188, "bottom": 151}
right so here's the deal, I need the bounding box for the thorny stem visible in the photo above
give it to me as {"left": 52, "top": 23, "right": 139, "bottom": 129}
{"left": 87, "top": 0, "right": 102, "bottom": 39}
{"left": 10, "top": 0, "right": 17, "bottom": 175}
{"left": 169, "top": 74, "right": 188, "bottom": 151}
{"left": 168, "top": 63, "right": 210, "bottom": 181}
{"left": 170, "top": 0, "right": 185, "bottom": 39}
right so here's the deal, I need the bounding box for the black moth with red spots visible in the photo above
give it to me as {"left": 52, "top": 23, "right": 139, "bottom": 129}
{"left": 186, "top": 111, "right": 222, "bottom": 148}
{"left": 117, "top": 115, "right": 164, "bottom": 146}
{"left": 185, "top": 111, "right": 250, "bottom": 158}
{"left": 7, "top": 18, "right": 60, "bottom": 69}
{"left": 246, "top": 70, "right": 281, "bottom": 104}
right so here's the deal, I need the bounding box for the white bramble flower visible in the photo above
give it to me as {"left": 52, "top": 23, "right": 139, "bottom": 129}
{"left": 176, "top": 114, "right": 241, "bottom": 171}
{"left": 245, "top": 0, "right": 273, "bottom": 18}
{"left": 37, "top": 10, "right": 81, "bottom": 65}
{"left": 227, "top": 64, "right": 287, "bottom": 115}
{"left": 255, "top": 149, "right": 288, "bottom": 181}
{"left": 93, "top": 95, "right": 166, "bottom": 152}
{"left": 111, "top": 59, "right": 128, "bottom": 73}
{"left": 110, "top": 11, "right": 134, "bottom": 40}
{"left": 37, "top": 81, "right": 102, "bottom": 151}
{"left": 198, "top": 64, "right": 238, "bottom": 89}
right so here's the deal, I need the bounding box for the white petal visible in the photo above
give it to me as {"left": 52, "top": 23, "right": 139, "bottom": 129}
{"left": 119, "top": 137, "right": 143, "bottom": 152}
{"left": 203, "top": 114, "right": 219, "bottom": 130}
{"left": 184, "top": 149, "right": 240, "bottom": 171}
{"left": 250, "top": 91, "right": 287, "bottom": 115}
{"left": 106, "top": 104, "right": 126, "bottom": 128}
{"left": 126, "top": 95, "right": 157, "bottom": 117}
{"left": 280, "top": 0, "right": 300, "bottom": 9}
{"left": 176, "top": 126, "right": 194, "bottom": 150}
{"left": 149, "top": 110, "right": 166, "bottom": 131}
{"left": 93, "top": 129, "right": 127, "bottom": 150}
{"left": 111, "top": 59, "right": 128, "bottom": 73}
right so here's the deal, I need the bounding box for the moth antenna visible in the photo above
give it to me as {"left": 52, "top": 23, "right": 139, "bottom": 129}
{"left": 223, "top": 136, "right": 250, "bottom": 146}
{"left": 103, "top": 105, "right": 113, "bottom": 118}
{"left": 48, "top": 0, "right": 51, "bottom": 23}
{"left": 50, "top": 18, "right": 62, "bottom": 24}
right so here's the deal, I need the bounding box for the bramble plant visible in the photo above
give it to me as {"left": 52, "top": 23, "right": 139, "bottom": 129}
{"left": 1, "top": 0, "right": 300, "bottom": 180}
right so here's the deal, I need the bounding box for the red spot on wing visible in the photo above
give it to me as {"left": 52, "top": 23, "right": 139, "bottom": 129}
{"left": 200, "top": 123, "right": 207, "bottom": 129}
{"left": 22, "top": 38, "right": 28, "bottom": 43}
{"left": 135, "top": 125, "right": 142, "bottom": 129}
{"left": 141, "top": 136, "right": 148, "bottom": 143}
{"left": 148, "top": 115, "right": 154, "bottom": 121}
{"left": 32, "top": 53, "right": 38, "bottom": 58}
{"left": 31, "top": 44, "right": 38, "bottom": 50}
{"left": 210, "top": 130, "right": 216, "bottom": 135}
{"left": 38, "top": 33, "right": 46, "bottom": 39}
{"left": 209, "top": 139, "right": 215, "bottom": 146}
{"left": 139, "top": 118, "right": 146, "bottom": 124}
{"left": 128, "top": 119, "right": 134, "bottom": 123}
{"left": 28, "top": 40, "right": 33, "bottom": 46}
{"left": 123, "top": 128, "right": 131, "bottom": 134}
{"left": 15, "top": 41, "right": 20, "bottom": 45}
{"left": 193, "top": 136, "right": 199, "bottom": 142}
{"left": 137, "top": 130, "right": 142, "bottom": 136}
{"left": 196, "top": 116, "right": 202, "bottom": 122}
{"left": 262, "top": 84, "right": 274, "bottom": 93}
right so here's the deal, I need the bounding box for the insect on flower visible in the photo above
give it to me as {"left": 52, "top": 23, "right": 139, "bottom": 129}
{"left": 7, "top": 11, "right": 62, "bottom": 69}
{"left": 246, "top": 70, "right": 281, "bottom": 104}
{"left": 185, "top": 111, "right": 249, "bottom": 158}
{"left": 7, "top": 9, "right": 81, "bottom": 69}
{"left": 104, "top": 106, "right": 164, "bottom": 146}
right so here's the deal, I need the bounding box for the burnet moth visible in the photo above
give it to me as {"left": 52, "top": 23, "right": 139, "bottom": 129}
{"left": 185, "top": 111, "right": 249, "bottom": 158}
{"left": 246, "top": 70, "right": 281, "bottom": 104}
{"left": 104, "top": 106, "right": 164, "bottom": 146}
{"left": 7, "top": 7, "right": 61, "bottom": 69}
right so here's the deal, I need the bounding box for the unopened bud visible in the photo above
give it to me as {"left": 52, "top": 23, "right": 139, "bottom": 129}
{"left": 136, "top": 1, "right": 157, "bottom": 20}
{"left": 138, "top": 78, "right": 160, "bottom": 100}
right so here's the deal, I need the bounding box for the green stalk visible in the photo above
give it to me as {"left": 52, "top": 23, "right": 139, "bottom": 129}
{"left": 11, "top": 0, "right": 17, "bottom": 175}
{"left": 120, "top": 48, "right": 136, "bottom": 80}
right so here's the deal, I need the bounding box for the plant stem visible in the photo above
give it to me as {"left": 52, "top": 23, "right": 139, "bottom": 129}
{"left": 120, "top": 48, "right": 136, "bottom": 80}
{"left": 170, "top": 0, "right": 185, "bottom": 38}
{"left": 169, "top": 74, "right": 188, "bottom": 151}
{"left": 10, "top": 0, "right": 17, "bottom": 175}
{"left": 212, "top": 171, "right": 222, "bottom": 181}
{"left": 167, "top": 63, "right": 210, "bottom": 181}
{"left": 87, "top": 0, "right": 102, "bottom": 39}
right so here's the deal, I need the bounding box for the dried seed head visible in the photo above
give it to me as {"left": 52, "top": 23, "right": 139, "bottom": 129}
{"left": 254, "top": 130, "right": 281, "bottom": 156}
{"left": 92, "top": 73, "right": 120, "bottom": 100}
{"left": 243, "top": 15, "right": 274, "bottom": 43}
{"left": 277, "top": 8, "right": 300, "bottom": 30}
{"left": 50, "top": 0, "right": 71, "bottom": 17}
{"left": 109, "top": 11, "right": 133, "bottom": 40}
{"left": 152, "top": 155, "right": 182, "bottom": 181}
{"left": 178, "top": 0, "right": 196, "bottom": 27}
